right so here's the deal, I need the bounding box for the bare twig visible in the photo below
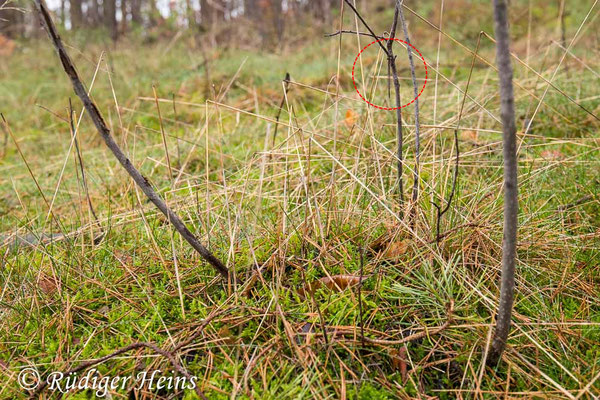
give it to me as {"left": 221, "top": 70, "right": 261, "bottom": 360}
{"left": 326, "top": 3, "right": 405, "bottom": 205}
{"left": 326, "top": 3, "right": 406, "bottom": 205}
{"left": 30, "top": 308, "right": 230, "bottom": 398}
{"left": 324, "top": 29, "right": 384, "bottom": 40}
{"left": 396, "top": 2, "right": 421, "bottom": 208}
{"left": 432, "top": 129, "right": 459, "bottom": 241}
{"left": 34, "top": 0, "right": 231, "bottom": 280}
{"left": 31, "top": 341, "right": 207, "bottom": 399}
{"left": 387, "top": 3, "right": 404, "bottom": 205}
{"left": 432, "top": 32, "right": 482, "bottom": 242}
{"left": 558, "top": 194, "right": 595, "bottom": 212}
{"left": 342, "top": 0, "right": 389, "bottom": 56}
{"left": 488, "top": 0, "right": 519, "bottom": 366}
{"left": 271, "top": 72, "right": 291, "bottom": 147}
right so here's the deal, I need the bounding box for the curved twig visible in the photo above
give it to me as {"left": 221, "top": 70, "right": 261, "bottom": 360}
{"left": 31, "top": 342, "right": 207, "bottom": 399}
{"left": 432, "top": 33, "right": 483, "bottom": 242}
{"left": 29, "top": 309, "right": 231, "bottom": 398}
{"left": 433, "top": 129, "right": 459, "bottom": 242}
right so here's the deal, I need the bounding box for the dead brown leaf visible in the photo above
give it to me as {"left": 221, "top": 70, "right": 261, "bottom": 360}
{"left": 382, "top": 240, "right": 410, "bottom": 260}
{"left": 390, "top": 347, "right": 408, "bottom": 383}
{"left": 298, "top": 275, "right": 363, "bottom": 298}
{"left": 344, "top": 109, "right": 358, "bottom": 127}
{"left": 460, "top": 129, "right": 478, "bottom": 142}
{"left": 217, "top": 326, "right": 236, "bottom": 345}
{"left": 540, "top": 149, "right": 564, "bottom": 160}
{"left": 37, "top": 273, "right": 58, "bottom": 295}
{"left": 0, "top": 35, "right": 16, "bottom": 58}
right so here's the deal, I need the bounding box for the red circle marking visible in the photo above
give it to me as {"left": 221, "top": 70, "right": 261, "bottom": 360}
{"left": 352, "top": 38, "right": 428, "bottom": 110}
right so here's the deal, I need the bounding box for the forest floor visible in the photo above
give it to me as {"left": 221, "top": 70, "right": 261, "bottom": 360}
{"left": 1, "top": 1, "right": 599, "bottom": 399}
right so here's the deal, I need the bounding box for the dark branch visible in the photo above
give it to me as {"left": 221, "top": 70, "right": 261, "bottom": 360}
{"left": 324, "top": 30, "right": 385, "bottom": 40}
{"left": 488, "top": 0, "right": 519, "bottom": 366}
{"left": 337, "top": 1, "right": 404, "bottom": 205}
{"left": 397, "top": 3, "right": 421, "bottom": 207}
{"left": 342, "top": 0, "right": 389, "bottom": 56}
{"left": 272, "top": 72, "right": 291, "bottom": 147}
{"left": 34, "top": 0, "right": 231, "bottom": 281}
{"left": 433, "top": 129, "right": 459, "bottom": 242}
{"left": 387, "top": 3, "right": 404, "bottom": 204}
{"left": 432, "top": 33, "right": 484, "bottom": 242}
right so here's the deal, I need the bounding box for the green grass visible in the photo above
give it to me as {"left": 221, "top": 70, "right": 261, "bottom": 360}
{"left": 1, "top": 1, "right": 600, "bottom": 399}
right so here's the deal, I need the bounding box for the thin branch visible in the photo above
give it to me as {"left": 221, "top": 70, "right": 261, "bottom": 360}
{"left": 31, "top": 342, "right": 207, "bottom": 399}
{"left": 488, "top": 0, "right": 519, "bottom": 366}
{"left": 324, "top": 29, "right": 384, "bottom": 40}
{"left": 271, "top": 72, "right": 291, "bottom": 147}
{"left": 34, "top": 0, "right": 231, "bottom": 280}
{"left": 387, "top": 3, "right": 404, "bottom": 205}
{"left": 433, "top": 129, "right": 459, "bottom": 242}
{"left": 432, "top": 32, "right": 483, "bottom": 242}
{"left": 397, "top": 3, "right": 421, "bottom": 207}
{"left": 340, "top": 1, "right": 405, "bottom": 205}
{"left": 558, "top": 194, "right": 595, "bottom": 212}
{"left": 342, "top": 0, "right": 390, "bottom": 56}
